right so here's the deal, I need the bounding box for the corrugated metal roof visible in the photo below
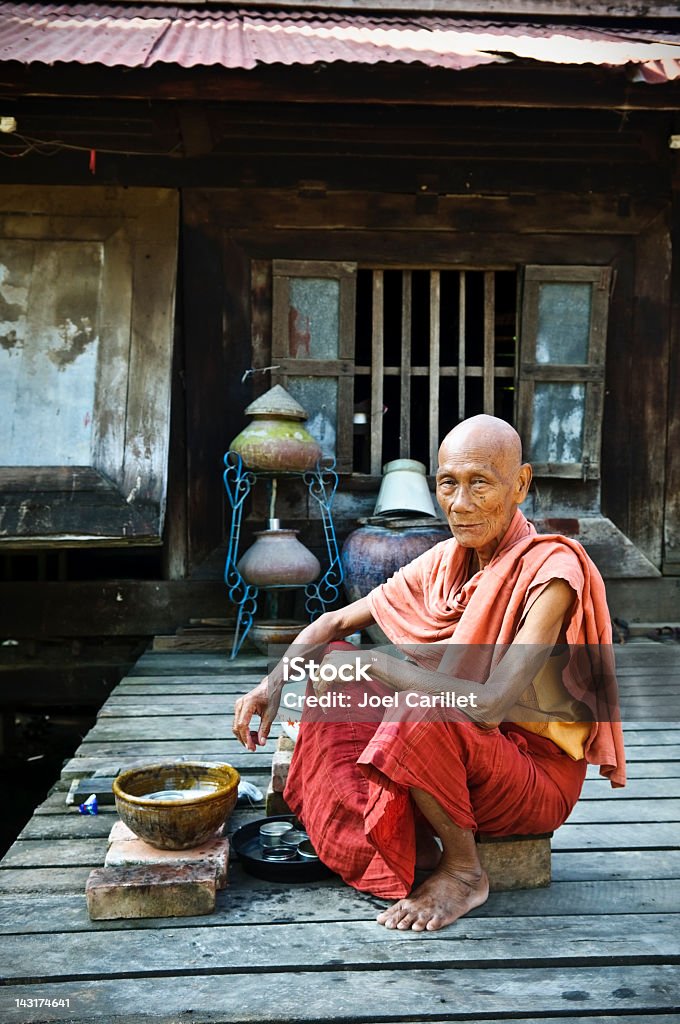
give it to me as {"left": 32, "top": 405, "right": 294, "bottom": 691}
{"left": 0, "top": 4, "right": 678, "bottom": 80}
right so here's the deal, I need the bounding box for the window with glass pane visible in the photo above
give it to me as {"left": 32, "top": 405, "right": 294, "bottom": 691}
{"left": 518, "top": 266, "right": 610, "bottom": 479}
{"left": 271, "top": 260, "right": 356, "bottom": 472}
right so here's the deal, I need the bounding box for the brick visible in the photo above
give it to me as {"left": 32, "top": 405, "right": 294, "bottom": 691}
{"left": 86, "top": 863, "right": 217, "bottom": 920}
{"left": 107, "top": 820, "right": 139, "bottom": 843}
{"left": 476, "top": 834, "right": 552, "bottom": 892}
{"left": 271, "top": 748, "right": 294, "bottom": 793}
{"left": 265, "top": 780, "right": 291, "bottom": 816}
{"left": 105, "top": 834, "right": 230, "bottom": 889}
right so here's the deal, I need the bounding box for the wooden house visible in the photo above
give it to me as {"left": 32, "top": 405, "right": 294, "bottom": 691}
{"left": 0, "top": 0, "right": 679, "bottom": 672}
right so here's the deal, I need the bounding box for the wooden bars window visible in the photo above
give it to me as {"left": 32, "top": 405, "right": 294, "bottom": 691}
{"left": 355, "top": 268, "right": 516, "bottom": 475}
{"left": 517, "top": 265, "right": 611, "bottom": 479}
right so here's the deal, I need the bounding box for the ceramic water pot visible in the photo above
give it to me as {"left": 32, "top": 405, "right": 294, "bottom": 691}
{"left": 237, "top": 529, "right": 321, "bottom": 586}
{"left": 229, "top": 384, "right": 322, "bottom": 472}
{"left": 341, "top": 521, "right": 449, "bottom": 642}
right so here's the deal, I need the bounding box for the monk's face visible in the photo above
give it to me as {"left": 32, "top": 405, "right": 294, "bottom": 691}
{"left": 436, "top": 425, "right": 531, "bottom": 565}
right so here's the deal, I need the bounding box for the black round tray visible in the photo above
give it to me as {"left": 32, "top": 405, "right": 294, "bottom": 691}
{"left": 231, "top": 814, "right": 334, "bottom": 883}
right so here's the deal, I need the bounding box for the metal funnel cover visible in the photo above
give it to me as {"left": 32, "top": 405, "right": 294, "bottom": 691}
{"left": 374, "top": 459, "right": 437, "bottom": 518}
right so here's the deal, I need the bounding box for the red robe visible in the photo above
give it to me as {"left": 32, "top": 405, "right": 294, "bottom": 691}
{"left": 284, "top": 510, "right": 625, "bottom": 899}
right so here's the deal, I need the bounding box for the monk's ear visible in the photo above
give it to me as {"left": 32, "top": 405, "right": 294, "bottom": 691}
{"left": 515, "top": 463, "right": 532, "bottom": 503}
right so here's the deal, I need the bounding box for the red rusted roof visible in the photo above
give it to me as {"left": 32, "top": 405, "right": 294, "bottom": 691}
{"left": 0, "top": 4, "right": 678, "bottom": 81}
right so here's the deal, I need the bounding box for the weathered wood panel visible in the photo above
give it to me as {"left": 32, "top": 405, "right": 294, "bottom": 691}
{"left": 628, "top": 211, "right": 672, "bottom": 568}
{"left": 0, "top": 965, "right": 677, "bottom": 1023}
{"left": 600, "top": 246, "right": 635, "bottom": 539}
{"left": 663, "top": 181, "right": 680, "bottom": 572}
{"left": 0, "top": 187, "right": 178, "bottom": 544}
{"left": 2, "top": 642, "right": 680, "bottom": 1023}
{"left": 0, "top": 581, "right": 230, "bottom": 636}
{"left": 2, "top": 914, "right": 678, "bottom": 981}
{"left": 195, "top": 190, "right": 665, "bottom": 237}
{"left": 182, "top": 212, "right": 252, "bottom": 572}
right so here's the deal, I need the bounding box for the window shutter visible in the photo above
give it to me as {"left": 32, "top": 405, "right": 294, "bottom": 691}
{"left": 271, "top": 259, "right": 357, "bottom": 473}
{"left": 517, "top": 265, "right": 611, "bottom": 479}
{"left": 0, "top": 187, "right": 178, "bottom": 544}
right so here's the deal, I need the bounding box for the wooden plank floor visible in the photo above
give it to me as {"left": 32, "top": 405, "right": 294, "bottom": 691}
{"left": 1, "top": 641, "right": 679, "bottom": 1023}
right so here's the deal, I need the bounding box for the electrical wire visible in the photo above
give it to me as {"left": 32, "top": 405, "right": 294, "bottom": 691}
{"left": 0, "top": 131, "right": 182, "bottom": 159}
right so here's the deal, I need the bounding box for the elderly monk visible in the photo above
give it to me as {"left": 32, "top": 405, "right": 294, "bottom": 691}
{"left": 233, "top": 414, "right": 625, "bottom": 932}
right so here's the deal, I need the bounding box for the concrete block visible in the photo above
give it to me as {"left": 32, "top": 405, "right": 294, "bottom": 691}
{"left": 476, "top": 833, "right": 552, "bottom": 892}
{"left": 265, "top": 780, "right": 291, "bottom": 816}
{"left": 105, "top": 833, "right": 230, "bottom": 889}
{"left": 86, "top": 863, "right": 217, "bottom": 920}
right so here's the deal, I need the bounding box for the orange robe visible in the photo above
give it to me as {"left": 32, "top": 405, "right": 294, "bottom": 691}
{"left": 366, "top": 508, "right": 625, "bottom": 786}
{"left": 284, "top": 510, "right": 625, "bottom": 898}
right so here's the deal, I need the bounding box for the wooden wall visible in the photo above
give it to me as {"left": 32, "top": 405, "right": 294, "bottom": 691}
{"left": 0, "top": 83, "right": 677, "bottom": 638}
{"left": 182, "top": 179, "right": 672, "bottom": 575}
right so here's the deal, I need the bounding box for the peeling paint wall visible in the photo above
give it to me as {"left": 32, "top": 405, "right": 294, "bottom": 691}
{"left": 0, "top": 240, "right": 103, "bottom": 465}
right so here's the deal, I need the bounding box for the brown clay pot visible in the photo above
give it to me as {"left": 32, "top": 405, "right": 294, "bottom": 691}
{"left": 112, "top": 761, "right": 240, "bottom": 850}
{"left": 237, "top": 529, "right": 321, "bottom": 586}
{"left": 341, "top": 521, "right": 449, "bottom": 643}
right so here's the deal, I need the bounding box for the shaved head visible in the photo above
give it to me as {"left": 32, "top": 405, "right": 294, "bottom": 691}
{"left": 439, "top": 415, "right": 523, "bottom": 480}
{"left": 436, "top": 415, "right": 531, "bottom": 566}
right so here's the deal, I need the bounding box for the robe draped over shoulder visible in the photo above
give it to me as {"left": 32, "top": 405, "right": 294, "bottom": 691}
{"left": 367, "top": 508, "right": 626, "bottom": 787}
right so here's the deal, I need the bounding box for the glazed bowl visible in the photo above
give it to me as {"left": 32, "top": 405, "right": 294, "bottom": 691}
{"left": 112, "top": 761, "right": 240, "bottom": 850}
{"left": 249, "top": 619, "right": 305, "bottom": 654}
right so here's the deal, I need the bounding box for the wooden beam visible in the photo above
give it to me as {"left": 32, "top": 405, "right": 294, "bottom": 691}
{"left": 458, "top": 270, "right": 466, "bottom": 419}
{"left": 0, "top": 581, "right": 230, "bottom": 637}
{"left": 662, "top": 184, "right": 680, "bottom": 572}
{"left": 629, "top": 211, "right": 671, "bottom": 568}
{"left": 3, "top": 64, "right": 680, "bottom": 112}
{"left": 356, "top": 365, "right": 514, "bottom": 377}
{"left": 399, "top": 270, "right": 412, "bottom": 458}
{"left": 483, "top": 270, "right": 495, "bottom": 414}
{"left": 370, "top": 271, "right": 385, "bottom": 476}
{"left": 429, "top": 271, "right": 441, "bottom": 474}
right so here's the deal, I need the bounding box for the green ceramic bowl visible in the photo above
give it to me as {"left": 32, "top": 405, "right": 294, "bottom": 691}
{"left": 113, "top": 761, "right": 240, "bottom": 850}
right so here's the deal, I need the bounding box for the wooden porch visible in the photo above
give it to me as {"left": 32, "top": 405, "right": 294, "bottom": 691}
{"left": 0, "top": 641, "right": 679, "bottom": 1022}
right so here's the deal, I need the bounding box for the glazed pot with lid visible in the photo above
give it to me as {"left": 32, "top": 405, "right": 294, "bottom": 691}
{"left": 229, "top": 385, "right": 322, "bottom": 473}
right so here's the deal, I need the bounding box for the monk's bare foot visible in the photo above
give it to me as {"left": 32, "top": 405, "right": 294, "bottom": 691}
{"left": 415, "top": 830, "right": 442, "bottom": 872}
{"left": 376, "top": 864, "right": 488, "bottom": 932}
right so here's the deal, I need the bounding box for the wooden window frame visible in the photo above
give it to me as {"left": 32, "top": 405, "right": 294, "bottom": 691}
{"left": 517, "top": 265, "right": 611, "bottom": 480}
{"left": 271, "top": 259, "right": 357, "bottom": 473}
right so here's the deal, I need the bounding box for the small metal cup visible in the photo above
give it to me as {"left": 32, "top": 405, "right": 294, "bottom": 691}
{"left": 297, "top": 839, "right": 319, "bottom": 860}
{"left": 262, "top": 846, "right": 297, "bottom": 861}
{"left": 259, "top": 821, "right": 294, "bottom": 848}
{"left": 280, "top": 829, "right": 309, "bottom": 848}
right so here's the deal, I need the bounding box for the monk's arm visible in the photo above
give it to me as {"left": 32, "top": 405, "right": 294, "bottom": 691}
{"left": 271, "top": 598, "right": 374, "bottom": 679}
{"left": 233, "top": 597, "right": 375, "bottom": 749}
{"left": 363, "top": 578, "right": 575, "bottom": 726}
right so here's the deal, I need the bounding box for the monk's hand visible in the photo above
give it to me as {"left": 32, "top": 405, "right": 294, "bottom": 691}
{"left": 314, "top": 649, "right": 374, "bottom": 698}
{"left": 232, "top": 677, "right": 281, "bottom": 751}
